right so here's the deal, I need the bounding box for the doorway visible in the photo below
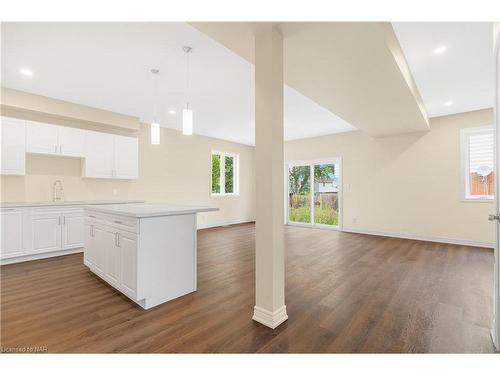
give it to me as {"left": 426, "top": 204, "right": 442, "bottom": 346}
{"left": 286, "top": 158, "right": 342, "bottom": 230}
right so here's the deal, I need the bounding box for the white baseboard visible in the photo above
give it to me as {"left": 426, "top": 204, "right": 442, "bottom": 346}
{"left": 197, "top": 219, "right": 254, "bottom": 230}
{"left": 342, "top": 227, "right": 494, "bottom": 249}
{"left": 1, "top": 247, "right": 83, "bottom": 266}
{"left": 252, "top": 305, "right": 288, "bottom": 329}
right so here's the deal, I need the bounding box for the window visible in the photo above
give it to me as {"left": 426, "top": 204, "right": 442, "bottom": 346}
{"left": 211, "top": 151, "right": 239, "bottom": 196}
{"left": 461, "top": 127, "right": 494, "bottom": 200}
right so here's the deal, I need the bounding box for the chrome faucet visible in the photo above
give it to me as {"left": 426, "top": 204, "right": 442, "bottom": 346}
{"left": 53, "top": 180, "right": 63, "bottom": 202}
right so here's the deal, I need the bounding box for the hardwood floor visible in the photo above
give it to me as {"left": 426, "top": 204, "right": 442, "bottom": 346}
{"left": 0, "top": 223, "right": 495, "bottom": 353}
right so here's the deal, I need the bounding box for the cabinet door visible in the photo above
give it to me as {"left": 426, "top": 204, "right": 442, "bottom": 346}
{"left": 119, "top": 232, "right": 137, "bottom": 297}
{"left": 26, "top": 121, "right": 59, "bottom": 155}
{"left": 84, "top": 223, "right": 96, "bottom": 266}
{"left": 83, "top": 130, "right": 114, "bottom": 178}
{"left": 31, "top": 212, "right": 62, "bottom": 253}
{"left": 92, "top": 226, "right": 108, "bottom": 275}
{"left": 1, "top": 117, "right": 26, "bottom": 175}
{"left": 58, "top": 126, "right": 84, "bottom": 157}
{"left": 62, "top": 211, "right": 84, "bottom": 249}
{"left": 104, "top": 231, "right": 121, "bottom": 286}
{"left": 1, "top": 209, "right": 24, "bottom": 259}
{"left": 114, "top": 135, "right": 138, "bottom": 179}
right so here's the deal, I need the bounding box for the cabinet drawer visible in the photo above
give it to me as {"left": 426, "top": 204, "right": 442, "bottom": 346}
{"left": 85, "top": 211, "right": 138, "bottom": 234}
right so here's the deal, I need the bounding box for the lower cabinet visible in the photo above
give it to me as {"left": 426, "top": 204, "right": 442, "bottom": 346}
{"left": 62, "top": 211, "right": 84, "bottom": 249}
{"left": 84, "top": 219, "right": 137, "bottom": 299}
{"left": 31, "top": 212, "right": 62, "bottom": 253}
{"left": 84, "top": 210, "right": 197, "bottom": 310}
{"left": 119, "top": 232, "right": 138, "bottom": 297}
{"left": 0, "top": 206, "right": 85, "bottom": 262}
{"left": 0, "top": 209, "right": 24, "bottom": 259}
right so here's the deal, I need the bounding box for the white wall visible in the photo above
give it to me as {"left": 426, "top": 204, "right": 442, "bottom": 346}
{"left": 285, "top": 109, "right": 495, "bottom": 246}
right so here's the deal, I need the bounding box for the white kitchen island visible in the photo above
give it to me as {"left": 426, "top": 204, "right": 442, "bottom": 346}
{"left": 83, "top": 203, "right": 218, "bottom": 309}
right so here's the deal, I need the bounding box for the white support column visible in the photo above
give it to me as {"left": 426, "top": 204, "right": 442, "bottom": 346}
{"left": 252, "top": 24, "right": 288, "bottom": 329}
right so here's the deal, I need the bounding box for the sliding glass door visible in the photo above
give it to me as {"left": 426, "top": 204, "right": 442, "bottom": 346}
{"left": 288, "top": 165, "right": 311, "bottom": 223}
{"left": 287, "top": 159, "right": 341, "bottom": 229}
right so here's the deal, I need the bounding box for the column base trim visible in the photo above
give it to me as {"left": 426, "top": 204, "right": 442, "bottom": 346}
{"left": 252, "top": 305, "right": 288, "bottom": 329}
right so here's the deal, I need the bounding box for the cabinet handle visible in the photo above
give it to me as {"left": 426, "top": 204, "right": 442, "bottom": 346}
{"left": 58, "top": 216, "right": 61, "bottom": 225}
{"left": 55, "top": 144, "right": 57, "bottom": 153}
{"left": 90, "top": 225, "right": 94, "bottom": 237}
{"left": 114, "top": 220, "right": 123, "bottom": 224}
{"left": 63, "top": 215, "right": 66, "bottom": 225}
{"left": 117, "top": 233, "right": 121, "bottom": 247}
{"left": 59, "top": 145, "right": 62, "bottom": 153}
{"left": 89, "top": 215, "right": 96, "bottom": 218}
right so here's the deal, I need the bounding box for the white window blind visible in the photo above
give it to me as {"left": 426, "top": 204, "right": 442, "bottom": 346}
{"left": 468, "top": 130, "right": 494, "bottom": 173}
{"left": 461, "top": 126, "right": 495, "bottom": 200}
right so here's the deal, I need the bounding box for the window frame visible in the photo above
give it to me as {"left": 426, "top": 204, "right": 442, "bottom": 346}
{"left": 460, "top": 126, "right": 495, "bottom": 202}
{"left": 210, "top": 150, "right": 239, "bottom": 197}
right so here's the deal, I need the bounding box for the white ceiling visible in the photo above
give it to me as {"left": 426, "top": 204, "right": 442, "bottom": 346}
{"left": 1, "top": 22, "right": 355, "bottom": 145}
{"left": 392, "top": 22, "right": 493, "bottom": 118}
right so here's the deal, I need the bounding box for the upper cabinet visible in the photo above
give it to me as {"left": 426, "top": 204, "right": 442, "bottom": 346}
{"left": 57, "top": 126, "right": 85, "bottom": 157}
{"left": 26, "top": 121, "right": 84, "bottom": 157}
{"left": 114, "top": 135, "right": 139, "bottom": 179}
{"left": 1, "top": 117, "right": 26, "bottom": 176}
{"left": 1, "top": 117, "right": 138, "bottom": 179}
{"left": 83, "top": 130, "right": 138, "bottom": 179}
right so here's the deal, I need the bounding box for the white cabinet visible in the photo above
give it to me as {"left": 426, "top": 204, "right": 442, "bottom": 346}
{"left": 58, "top": 126, "right": 85, "bottom": 157}
{"left": 61, "top": 211, "right": 84, "bottom": 248}
{"left": 84, "top": 223, "right": 106, "bottom": 276}
{"left": 82, "top": 130, "right": 114, "bottom": 178}
{"left": 0, "top": 209, "right": 24, "bottom": 258}
{"left": 26, "top": 121, "right": 85, "bottom": 157}
{"left": 31, "top": 212, "right": 62, "bottom": 253}
{"left": 2, "top": 117, "right": 138, "bottom": 179}
{"left": 84, "top": 220, "right": 138, "bottom": 298}
{"left": 83, "top": 130, "right": 138, "bottom": 180}
{"left": 29, "top": 208, "right": 84, "bottom": 255}
{"left": 1, "top": 117, "right": 26, "bottom": 175}
{"left": 26, "top": 121, "right": 59, "bottom": 155}
{"left": 114, "top": 135, "right": 139, "bottom": 179}
{"left": 84, "top": 209, "right": 198, "bottom": 309}
{"left": 119, "top": 232, "right": 138, "bottom": 296}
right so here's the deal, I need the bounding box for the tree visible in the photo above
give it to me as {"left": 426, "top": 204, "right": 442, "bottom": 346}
{"left": 314, "top": 164, "right": 335, "bottom": 183}
{"left": 211, "top": 154, "right": 220, "bottom": 193}
{"left": 289, "top": 166, "right": 310, "bottom": 195}
{"left": 288, "top": 164, "right": 335, "bottom": 195}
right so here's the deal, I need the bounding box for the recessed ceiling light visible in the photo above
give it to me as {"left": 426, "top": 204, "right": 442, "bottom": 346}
{"left": 19, "top": 68, "right": 33, "bottom": 77}
{"left": 168, "top": 109, "right": 176, "bottom": 115}
{"left": 444, "top": 100, "right": 453, "bottom": 106}
{"left": 433, "top": 45, "right": 447, "bottom": 55}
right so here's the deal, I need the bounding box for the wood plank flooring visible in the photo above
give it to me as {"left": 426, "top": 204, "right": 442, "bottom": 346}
{"left": 0, "top": 223, "right": 495, "bottom": 353}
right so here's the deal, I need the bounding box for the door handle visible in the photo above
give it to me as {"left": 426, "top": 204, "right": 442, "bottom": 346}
{"left": 488, "top": 214, "right": 500, "bottom": 222}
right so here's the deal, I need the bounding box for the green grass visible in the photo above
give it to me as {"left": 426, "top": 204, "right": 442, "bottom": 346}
{"left": 289, "top": 206, "right": 338, "bottom": 225}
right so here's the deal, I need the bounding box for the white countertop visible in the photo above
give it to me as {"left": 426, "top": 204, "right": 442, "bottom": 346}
{"left": 84, "top": 203, "right": 219, "bottom": 218}
{"left": 0, "top": 200, "right": 145, "bottom": 208}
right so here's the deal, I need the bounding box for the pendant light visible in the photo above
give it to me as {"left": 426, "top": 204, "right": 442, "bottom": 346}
{"left": 182, "top": 46, "right": 193, "bottom": 136}
{"left": 150, "top": 68, "right": 161, "bottom": 145}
